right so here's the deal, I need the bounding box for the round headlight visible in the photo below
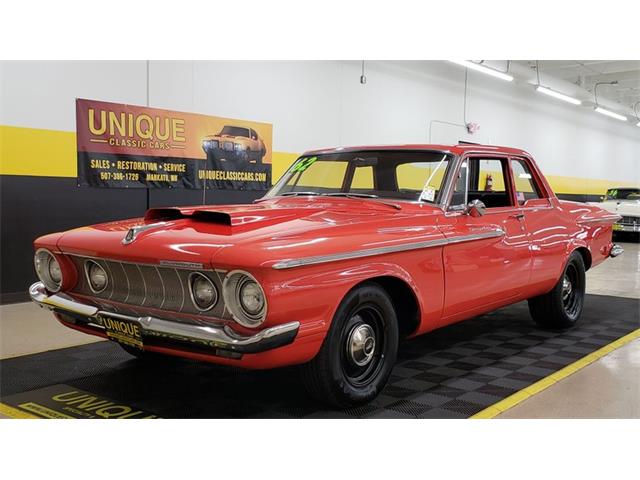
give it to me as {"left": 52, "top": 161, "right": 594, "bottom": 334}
{"left": 222, "top": 271, "right": 267, "bottom": 328}
{"left": 85, "top": 260, "right": 108, "bottom": 293}
{"left": 189, "top": 272, "right": 218, "bottom": 311}
{"left": 49, "top": 258, "right": 62, "bottom": 283}
{"left": 239, "top": 280, "right": 264, "bottom": 315}
{"left": 34, "top": 249, "right": 62, "bottom": 292}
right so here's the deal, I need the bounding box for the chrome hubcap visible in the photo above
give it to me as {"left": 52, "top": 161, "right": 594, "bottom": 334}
{"left": 562, "top": 275, "right": 572, "bottom": 301}
{"left": 346, "top": 323, "right": 376, "bottom": 367}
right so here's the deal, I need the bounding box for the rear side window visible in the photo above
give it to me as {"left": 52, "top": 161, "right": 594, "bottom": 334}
{"left": 511, "top": 159, "right": 542, "bottom": 205}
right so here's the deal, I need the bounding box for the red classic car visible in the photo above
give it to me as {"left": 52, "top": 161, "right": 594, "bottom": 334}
{"left": 30, "top": 144, "right": 623, "bottom": 407}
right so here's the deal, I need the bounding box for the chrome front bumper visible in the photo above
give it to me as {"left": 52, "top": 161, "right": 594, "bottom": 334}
{"left": 29, "top": 282, "right": 299, "bottom": 356}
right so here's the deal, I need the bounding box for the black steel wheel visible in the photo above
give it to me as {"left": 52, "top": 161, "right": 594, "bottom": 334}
{"left": 340, "top": 306, "right": 386, "bottom": 388}
{"left": 301, "top": 282, "right": 398, "bottom": 408}
{"left": 528, "top": 251, "right": 586, "bottom": 329}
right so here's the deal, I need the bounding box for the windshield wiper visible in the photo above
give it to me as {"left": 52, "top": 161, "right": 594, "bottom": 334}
{"left": 323, "top": 192, "right": 401, "bottom": 210}
{"left": 324, "top": 192, "right": 379, "bottom": 198}
{"left": 279, "top": 191, "right": 322, "bottom": 197}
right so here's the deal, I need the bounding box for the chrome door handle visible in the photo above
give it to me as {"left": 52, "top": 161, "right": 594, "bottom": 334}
{"left": 510, "top": 213, "right": 525, "bottom": 220}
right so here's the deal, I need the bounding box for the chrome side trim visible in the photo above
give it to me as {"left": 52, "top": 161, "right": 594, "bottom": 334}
{"left": 29, "top": 282, "right": 299, "bottom": 355}
{"left": 577, "top": 214, "right": 622, "bottom": 225}
{"left": 272, "top": 228, "right": 505, "bottom": 270}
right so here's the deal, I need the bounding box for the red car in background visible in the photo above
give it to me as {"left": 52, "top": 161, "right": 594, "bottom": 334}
{"left": 30, "top": 144, "right": 622, "bottom": 407}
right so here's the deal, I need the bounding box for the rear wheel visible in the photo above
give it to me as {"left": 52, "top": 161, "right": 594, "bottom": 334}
{"left": 528, "top": 251, "right": 586, "bottom": 329}
{"left": 301, "top": 283, "right": 398, "bottom": 408}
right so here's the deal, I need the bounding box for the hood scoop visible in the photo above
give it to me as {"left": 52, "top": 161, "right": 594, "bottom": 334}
{"left": 144, "top": 205, "right": 320, "bottom": 231}
{"left": 146, "top": 207, "right": 232, "bottom": 226}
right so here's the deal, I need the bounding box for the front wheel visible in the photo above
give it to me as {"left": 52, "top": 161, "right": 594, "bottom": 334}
{"left": 528, "top": 251, "right": 586, "bottom": 329}
{"left": 301, "top": 283, "right": 399, "bottom": 408}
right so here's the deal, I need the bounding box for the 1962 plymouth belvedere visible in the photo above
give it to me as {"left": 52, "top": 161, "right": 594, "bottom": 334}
{"left": 30, "top": 144, "right": 624, "bottom": 407}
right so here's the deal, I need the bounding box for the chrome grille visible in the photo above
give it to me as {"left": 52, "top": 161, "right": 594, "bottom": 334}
{"left": 618, "top": 216, "right": 638, "bottom": 225}
{"left": 70, "top": 256, "right": 229, "bottom": 319}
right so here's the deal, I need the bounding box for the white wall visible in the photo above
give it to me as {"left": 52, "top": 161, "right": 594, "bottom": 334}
{"left": 2, "top": 60, "right": 639, "bottom": 184}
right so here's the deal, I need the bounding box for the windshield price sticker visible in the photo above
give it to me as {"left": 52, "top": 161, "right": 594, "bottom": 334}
{"left": 421, "top": 186, "right": 436, "bottom": 202}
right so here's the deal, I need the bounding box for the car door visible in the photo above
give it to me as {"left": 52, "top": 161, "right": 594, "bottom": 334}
{"left": 509, "top": 155, "right": 567, "bottom": 292}
{"left": 437, "top": 155, "right": 531, "bottom": 322}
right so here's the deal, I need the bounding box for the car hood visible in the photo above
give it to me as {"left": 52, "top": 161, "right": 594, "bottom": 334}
{"left": 598, "top": 200, "right": 640, "bottom": 216}
{"left": 55, "top": 197, "right": 445, "bottom": 269}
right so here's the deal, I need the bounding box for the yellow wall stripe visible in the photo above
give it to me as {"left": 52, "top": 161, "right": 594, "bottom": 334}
{"left": 470, "top": 328, "right": 640, "bottom": 419}
{"left": 0, "top": 402, "right": 40, "bottom": 419}
{"left": 0, "top": 125, "right": 78, "bottom": 177}
{"left": 0, "top": 125, "right": 635, "bottom": 195}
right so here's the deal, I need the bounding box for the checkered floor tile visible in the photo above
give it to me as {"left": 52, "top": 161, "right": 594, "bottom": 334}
{"left": 1, "top": 294, "right": 638, "bottom": 418}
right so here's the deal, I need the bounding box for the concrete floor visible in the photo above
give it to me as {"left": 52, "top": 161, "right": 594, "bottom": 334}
{"left": 0, "top": 241, "right": 638, "bottom": 418}
{"left": 496, "top": 239, "right": 640, "bottom": 418}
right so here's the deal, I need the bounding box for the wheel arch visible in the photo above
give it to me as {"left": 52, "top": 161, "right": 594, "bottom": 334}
{"left": 572, "top": 246, "right": 592, "bottom": 271}
{"left": 355, "top": 275, "right": 421, "bottom": 337}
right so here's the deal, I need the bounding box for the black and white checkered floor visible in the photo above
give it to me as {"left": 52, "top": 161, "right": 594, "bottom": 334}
{"left": 1, "top": 294, "right": 638, "bottom": 418}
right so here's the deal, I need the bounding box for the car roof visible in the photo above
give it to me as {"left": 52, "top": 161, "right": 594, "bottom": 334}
{"left": 303, "top": 143, "right": 531, "bottom": 157}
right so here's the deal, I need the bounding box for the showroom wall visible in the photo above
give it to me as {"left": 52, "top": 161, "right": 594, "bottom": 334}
{"left": 1, "top": 60, "right": 639, "bottom": 301}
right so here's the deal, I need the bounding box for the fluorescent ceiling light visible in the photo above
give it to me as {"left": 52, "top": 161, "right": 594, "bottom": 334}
{"left": 594, "top": 107, "right": 627, "bottom": 121}
{"left": 636, "top": 120, "right": 640, "bottom": 127}
{"left": 536, "top": 86, "right": 581, "bottom": 105}
{"left": 449, "top": 60, "right": 513, "bottom": 82}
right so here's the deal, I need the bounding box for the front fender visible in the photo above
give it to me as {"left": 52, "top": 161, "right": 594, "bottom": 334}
{"left": 262, "top": 257, "right": 437, "bottom": 336}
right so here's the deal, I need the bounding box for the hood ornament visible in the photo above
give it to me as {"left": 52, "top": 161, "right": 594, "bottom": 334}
{"left": 122, "top": 222, "right": 167, "bottom": 245}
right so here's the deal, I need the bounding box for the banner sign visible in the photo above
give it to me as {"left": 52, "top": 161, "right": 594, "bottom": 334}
{"left": 76, "top": 99, "right": 273, "bottom": 190}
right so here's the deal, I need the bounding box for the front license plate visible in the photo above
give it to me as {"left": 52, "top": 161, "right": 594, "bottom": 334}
{"left": 612, "top": 223, "right": 623, "bottom": 231}
{"left": 100, "top": 315, "right": 144, "bottom": 350}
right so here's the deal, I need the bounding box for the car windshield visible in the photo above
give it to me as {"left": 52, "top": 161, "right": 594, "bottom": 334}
{"left": 264, "top": 151, "right": 452, "bottom": 203}
{"left": 220, "top": 126, "right": 250, "bottom": 137}
{"left": 605, "top": 188, "right": 640, "bottom": 200}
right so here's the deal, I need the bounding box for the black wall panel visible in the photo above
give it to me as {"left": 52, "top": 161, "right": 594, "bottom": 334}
{"left": 0, "top": 174, "right": 264, "bottom": 303}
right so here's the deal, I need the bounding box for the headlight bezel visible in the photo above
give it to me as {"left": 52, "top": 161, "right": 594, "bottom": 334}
{"left": 222, "top": 270, "right": 267, "bottom": 328}
{"left": 84, "top": 260, "right": 109, "bottom": 294}
{"left": 34, "top": 248, "right": 63, "bottom": 292}
{"left": 189, "top": 272, "right": 218, "bottom": 312}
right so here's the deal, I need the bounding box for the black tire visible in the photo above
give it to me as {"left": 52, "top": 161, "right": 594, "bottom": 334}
{"left": 301, "top": 282, "right": 399, "bottom": 408}
{"left": 528, "top": 251, "right": 586, "bottom": 329}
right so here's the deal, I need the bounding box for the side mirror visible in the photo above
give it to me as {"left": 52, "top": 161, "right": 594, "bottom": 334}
{"left": 466, "top": 199, "right": 486, "bottom": 217}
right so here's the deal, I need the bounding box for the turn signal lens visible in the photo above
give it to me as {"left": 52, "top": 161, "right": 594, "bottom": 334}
{"left": 34, "top": 249, "right": 62, "bottom": 292}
